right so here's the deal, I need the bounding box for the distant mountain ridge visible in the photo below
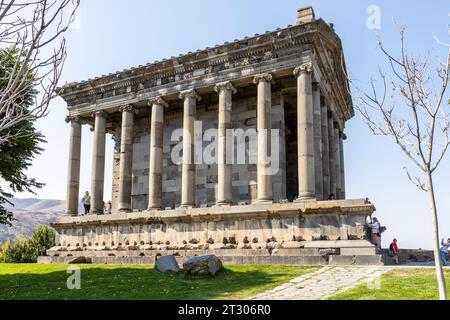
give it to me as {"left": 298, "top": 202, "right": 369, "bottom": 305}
{"left": 0, "top": 198, "right": 66, "bottom": 244}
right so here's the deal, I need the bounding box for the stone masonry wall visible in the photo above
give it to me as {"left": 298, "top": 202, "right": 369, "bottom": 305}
{"left": 55, "top": 211, "right": 367, "bottom": 248}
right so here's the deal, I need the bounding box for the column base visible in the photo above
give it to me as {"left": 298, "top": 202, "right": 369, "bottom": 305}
{"left": 64, "top": 210, "right": 78, "bottom": 217}
{"left": 215, "top": 201, "right": 232, "bottom": 207}
{"left": 253, "top": 199, "right": 273, "bottom": 205}
{"left": 294, "top": 197, "right": 317, "bottom": 203}
{"left": 147, "top": 205, "right": 163, "bottom": 211}
{"left": 180, "top": 204, "right": 195, "bottom": 209}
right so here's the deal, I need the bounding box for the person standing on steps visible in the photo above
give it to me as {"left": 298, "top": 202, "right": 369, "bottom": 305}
{"left": 106, "top": 201, "right": 112, "bottom": 214}
{"left": 367, "top": 217, "right": 382, "bottom": 252}
{"left": 440, "top": 238, "right": 450, "bottom": 267}
{"left": 80, "top": 191, "right": 91, "bottom": 215}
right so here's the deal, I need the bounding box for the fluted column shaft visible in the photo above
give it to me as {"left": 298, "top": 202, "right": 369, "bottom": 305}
{"left": 148, "top": 97, "right": 168, "bottom": 209}
{"left": 215, "top": 82, "right": 236, "bottom": 205}
{"left": 91, "top": 111, "right": 106, "bottom": 214}
{"left": 320, "top": 103, "right": 330, "bottom": 200}
{"left": 65, "top": 116, "right": 82, "bottom": 216}
{"left": 334, "top": 126, "right": 342, "bottom": 199}
{"left": 254, "top": 73, "right": 273, "bottom": 202}
{"left": 118, "top": 105, "right": 134, "bottom": 212}
{"left": 327, "top": 113, "right": 337, "bottom": 197}
{"left": 312, "top": 84, "right": 323, "bottom": 200}
{"left": 180, "top": 90, "right": 200, "bottom": 207}
{"left": 339, "top": 132, "right": 346, "bottom": 199}
{"left": 294, "top": 63, "right": 316, "bottom": 200}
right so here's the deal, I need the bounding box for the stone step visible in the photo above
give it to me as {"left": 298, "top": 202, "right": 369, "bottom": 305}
{"left": 304, "top": 240, "right": 374, "bottom": 249}
{"left": 37, "top": 256, "right": 92, "bottom": 264}
{"left": 218, "top": 255, "right": 327, "bottom": 265}
{"left": 328, "top": 255, "right": 384, "bottom": 266}
{"left": 92, "top": 256, "right": 155, "bottom": 264}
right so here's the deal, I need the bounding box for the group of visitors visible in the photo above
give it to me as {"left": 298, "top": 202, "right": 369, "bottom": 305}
{"left": 367, "top": 215, "right": 450, "bottom": 266}
{"left": 80, "top": 191, "right": 112, "bottom": 215}
{"left": 367, "top": 217, "right": 400, "bottom": 264}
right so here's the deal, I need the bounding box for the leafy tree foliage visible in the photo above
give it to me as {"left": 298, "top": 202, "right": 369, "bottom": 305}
{"left": 0, "top": 48, "right": 45, "bottom": 225}
{"left": 0, "top": 226, "right": 55, "bottom": 263}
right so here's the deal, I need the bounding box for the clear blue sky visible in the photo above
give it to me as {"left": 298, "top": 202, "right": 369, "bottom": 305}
{"left": 11, "top": 0, "right": 450, "bottom": 249}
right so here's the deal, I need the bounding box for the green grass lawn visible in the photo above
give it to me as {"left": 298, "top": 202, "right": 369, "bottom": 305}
{"left": 330, "top": 268, "right": 450, "bottom": 300}
{"left": 0, "top": 264, "right": 318, "bottom": 300}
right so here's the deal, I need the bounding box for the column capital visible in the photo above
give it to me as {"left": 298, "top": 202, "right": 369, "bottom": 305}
{"left": 214, "top": 81, "right": 237, "bottom": 94}
{"left": 148, "top": 96, "right": 169, "bottom": 108}
{"left": 293, "top": 62, "right": 313, "bottom": 78}
{"left": 65, "top": 115, "right": 81, "bottom": 124}
{"left": 179, "top": 89, "right": 201, "bottom": 101}
{"left": 92, "top": 110, "right": 106, "bottom": 118}
{"left": 253, "top": 73, "right": 272, "bottom": 85}
{"left": 119, "top": 104, "right": 134, "bottom": 113}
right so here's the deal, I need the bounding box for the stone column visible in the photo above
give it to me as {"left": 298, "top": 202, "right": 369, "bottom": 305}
{"left": 254, "top": 73, "right": 273, "bottom": 203}
{"left": 214, "top": 81, "right": 236, "bottom": 205}
{"left": 327, "top": 112, "right": 337, "bottom": 198}
{"left": 65, "top": 116, "right": 82, "bottom": 216}
{"left": 179, "top": 89, "right": 201, "bottom": 207}
{"left": 90, "top": 111, "right": 107, "bottom": 214}
{"left": 294, "top": 63, "right": 316, "bottom": 200}
{"left": 320, "top": 103, "right": 330, "bottom": 200}
{"left": 334, "top": 126, "right": 342, "bottom": 199}
{"left": 111, "top": 126, "right": 121, "bottom": 212}
{"left": 312, "top": 83, "right": 323, "bottom": 200}
{"left": 117, "top": 105, "right": 134, "bottom": 212}
{"left": 148, "top": 97, "right": 168, "bottom": 209}
{"left": 339, "top": 133, "right": 346, "bottom": 200}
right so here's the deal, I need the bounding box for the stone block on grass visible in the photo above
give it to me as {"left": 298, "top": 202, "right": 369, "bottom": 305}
{"left": 156, "top": 255, "right": 180, "bottom": 273}
{"left": 183, "top": 255, "right": 223, "bottom": 276}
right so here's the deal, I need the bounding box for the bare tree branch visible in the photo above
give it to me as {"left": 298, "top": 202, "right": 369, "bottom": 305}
{"left": 0, "top": 0, "right": 80, "bottom": 145}
{"left": 341, "top": 23, "right": 450, "bottom": 300}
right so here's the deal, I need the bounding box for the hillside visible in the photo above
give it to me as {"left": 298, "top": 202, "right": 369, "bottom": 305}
{"left": 0, "top": 198, "right": 66, "bottom": 244}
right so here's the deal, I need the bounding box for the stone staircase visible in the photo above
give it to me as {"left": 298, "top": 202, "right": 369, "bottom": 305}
{"left": 38, "top": 240, "right": 384, "bottom": 266}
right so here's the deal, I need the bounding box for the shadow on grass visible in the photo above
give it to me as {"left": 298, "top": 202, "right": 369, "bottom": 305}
{"left": 0, "top": 265, "right": 314, "bottom": 300}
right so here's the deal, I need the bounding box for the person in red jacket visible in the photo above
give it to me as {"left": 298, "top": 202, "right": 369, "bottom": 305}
{"left": 389, "top": 239, "right": 400, "bottom": 264}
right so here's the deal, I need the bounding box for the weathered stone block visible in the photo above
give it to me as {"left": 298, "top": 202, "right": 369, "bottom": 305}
{"left": 328, "top": 255, "right": 384, "bottom": 266}
{"left": 156, "top": 255, "right": 180, "bottom": 272}
{"left": 183, "top": 255, "right": 223, "bottom": 276}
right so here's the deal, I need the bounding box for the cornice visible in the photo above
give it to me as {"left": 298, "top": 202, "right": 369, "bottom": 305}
{"left": 58, "top": 21, "right": 323, "bottom": 106}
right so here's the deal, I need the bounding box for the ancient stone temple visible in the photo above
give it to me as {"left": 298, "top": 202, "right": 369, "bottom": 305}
{"left": 40, "top": 7, "right": 382, "bottom": 265}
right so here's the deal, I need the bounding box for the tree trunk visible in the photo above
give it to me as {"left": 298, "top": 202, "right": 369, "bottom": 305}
{"left": 427, "top": 170, "right": 447, "bottom": 300}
